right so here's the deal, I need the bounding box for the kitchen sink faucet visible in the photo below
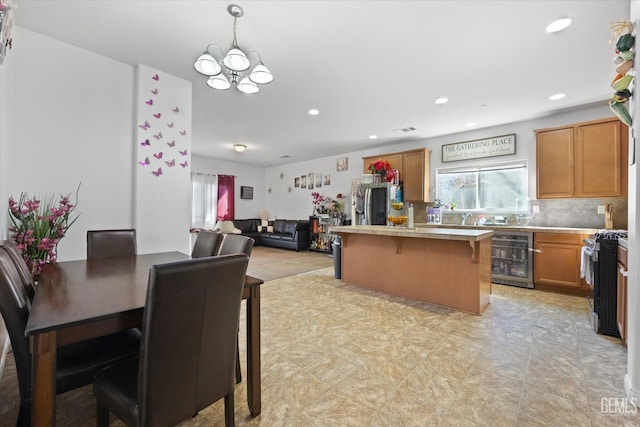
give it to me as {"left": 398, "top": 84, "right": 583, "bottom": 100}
{"left": 461, "top": 212, "right": 472, "bottom": 225}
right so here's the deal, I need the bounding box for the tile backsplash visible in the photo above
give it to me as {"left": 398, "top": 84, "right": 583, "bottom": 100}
{"left": 413, "top": 198, "right": 628, "bottom": 229}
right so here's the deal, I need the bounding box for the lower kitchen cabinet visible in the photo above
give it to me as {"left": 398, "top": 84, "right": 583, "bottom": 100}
{"left": 534, "top": 232, "right": 591, "bottom": 296}
{"left": 617, "top": 243, "right": 628, "bottom": 343}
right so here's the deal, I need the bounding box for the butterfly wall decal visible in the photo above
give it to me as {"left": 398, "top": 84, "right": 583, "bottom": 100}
{"left": 145, "top": 99, "right": 153, "bottom": 106}
{"left": 138, "top": 120, "right": 150, "bottom": 130}
{"left": 153, "top": 113, "right": 161, "bottom": 119}
{"left": 153, "top": 152, "right": 163, "bottom": 159}
{"left": 167, "top": 122, "right": 174, "bottom": 128}
{"left": 172, "top": 107, "right": 180, "bottom": 113}
{"left": 153, "top": 132, "right": 163, "bottom": 140}
{"left": 179, "top": 149, "right": 188, "bottom": 156}
{"left": 140, "top": 139, "right": 150, "bottom": 147}
{"left": 166, "top": 140, "right": 176, "bottom": 147}
{"left": 179, "top": 130, "right": 187, "bottom": 136}
{"left": 138, "top": 157, "right": 150, "bottom": 166}
{"left": 180, "top": 161, "right": 189, "bottom": 168}
{"left": 151, "top": 167, "right": 163, "bottom": 177}
{"left": 165, "top": 159, "right": 175, "bottom": 167}
{"left": 151, "top": 88, "right": 158, "bottom": 95}
{"left": 152, "top": 74, "right": 160, "bottom": 81}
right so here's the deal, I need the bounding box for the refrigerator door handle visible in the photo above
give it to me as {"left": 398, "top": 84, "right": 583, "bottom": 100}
{"left": 364, "top": 188, "right": 371, "bottom": 225}
{"left": 528, "top": 248, "right": 543, "bottom": 253}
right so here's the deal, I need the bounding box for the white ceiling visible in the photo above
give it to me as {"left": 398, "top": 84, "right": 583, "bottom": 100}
{"left": 14, "top": 0, "right": 630, "bottom": 167}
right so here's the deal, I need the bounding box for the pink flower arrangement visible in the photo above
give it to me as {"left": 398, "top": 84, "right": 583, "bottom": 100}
{"left": 8, "top": 186, "right": 80, "bottom": 276}
{"left": 311, "top": 191, "right": 326, "bottom": 208}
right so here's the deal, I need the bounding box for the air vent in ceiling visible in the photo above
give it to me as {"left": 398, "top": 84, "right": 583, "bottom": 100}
{"left": 280, "top": 155, "right": 291, "bottom": 159}
{"left": 394, "top": 126, "right": 416, "bottom": 133}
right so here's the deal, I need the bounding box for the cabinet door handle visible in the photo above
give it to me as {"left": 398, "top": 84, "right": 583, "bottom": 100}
{"left": 528, "top": 248, "right": 543, "bottom": 253}
{"left": 620, "top": 267, "right": 629, "bottom": 277}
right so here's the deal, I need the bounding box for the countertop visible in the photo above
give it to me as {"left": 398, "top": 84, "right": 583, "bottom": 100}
{"left": 330, "top": 225, "right": 494, "bottom": 242}
{"left": 414, "top": 223, "right": 601, "bottom": 235}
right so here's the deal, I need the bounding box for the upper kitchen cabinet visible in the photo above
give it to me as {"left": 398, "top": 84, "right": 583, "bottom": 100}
{"left": 362, "top": 148, "right": 431, "bottom": 202}
{"left": 535, "top": 118, "right": 628, "bottom": 199}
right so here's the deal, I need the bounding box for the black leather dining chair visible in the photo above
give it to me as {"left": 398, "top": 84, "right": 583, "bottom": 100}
{"left": 218, "top": 234, "right": 254, "bottom": 257}
{"left": 217, "top": 234, "right": 254, "bottom": 383}
{"left": 191, "top": 230, "right": 223, "bottom": 258}
{"left": 0, "top": 250, "right": 141, "bottom": 427}
{"left": 0, "top": 240, "right": 36, "bottom": 301}
{"left": 86, "top": 229, "right": 137, "bottom": 259}
{"left": 93, "top": 254, "right": 249, "bottom": 427}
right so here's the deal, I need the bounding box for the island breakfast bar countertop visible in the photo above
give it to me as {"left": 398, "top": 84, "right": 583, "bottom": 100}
{"left": 330, "top": 225, "right": 493, "bottom": 315}
{"left": 329, "top": 225, "right": 494, "bottom": 241}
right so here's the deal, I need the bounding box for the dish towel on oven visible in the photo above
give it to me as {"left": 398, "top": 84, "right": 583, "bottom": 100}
{"left": 580, "top": 246, "right": 593, "bottom": 285}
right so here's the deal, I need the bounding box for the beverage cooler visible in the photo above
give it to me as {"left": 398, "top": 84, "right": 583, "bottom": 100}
{"left": 491, "top": 231, "right": 534, "bottom": 288}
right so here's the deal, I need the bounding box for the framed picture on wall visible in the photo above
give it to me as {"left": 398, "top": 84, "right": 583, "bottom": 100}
{"left": 336, "top": 157, "right": 348, "bottom": 171}
{"left": 240, "top": 186, "right": 253, "bottom": 199}
{"left": 308, "top": 172, "right": 314, "bottom": 189}
{"left": 301, "top": 175, "right": 307, "bottom": 189}
{"left": 315, "top": 173, "right": 322, "bottom": 188}
{"left": 324, "top": 174, "right": 331, "bottom": 185}
{"left": 294, "top": 177, "right": 300, "bottom": 188}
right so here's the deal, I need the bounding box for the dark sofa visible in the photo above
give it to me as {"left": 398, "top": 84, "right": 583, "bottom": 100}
{"left": 232, "top": 219, "right": 310, "bottom": 252}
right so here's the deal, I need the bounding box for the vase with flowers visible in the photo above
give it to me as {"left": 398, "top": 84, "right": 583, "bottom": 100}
{"left": 8, "top": 186, "right": 80, "bottom": 277}
{"left": 311, "top": 191, "right": 326, "bottom": 215}
{"left": 368, "top": 160, "right": 393, "bottom": 182}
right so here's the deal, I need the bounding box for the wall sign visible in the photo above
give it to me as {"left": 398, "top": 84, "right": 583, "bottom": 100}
{"left": 240, "top": 186, "right": 253, "bottom": 199}
{"left": 442, "top": 134, "right": 516, "bottom": 163}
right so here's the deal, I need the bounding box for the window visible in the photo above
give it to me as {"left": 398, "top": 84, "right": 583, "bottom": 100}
{"left": 191, "top": 173, "right": 218, "bottom": 229}
{"left": 436, "top": 161, "right": 528, "bottom": 211}
{"left": 190, "top": 173, "right": 236, "bottom": 229}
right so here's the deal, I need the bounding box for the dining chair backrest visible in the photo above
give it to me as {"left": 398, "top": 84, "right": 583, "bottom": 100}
{"left": 191, "top": 231, "right": 223, "bottom": 258}
{"left": 94, "top": 253, "right": 249, "bottom": 427}
{"left": 0, "top": 249, "right": 33, "bottom": 412}
{"left": 217, "top": 234, "right": 254, "bottom": 258}
{"left": 0, "top": 240, "right": 36, "bottom": 301}
{"left": 87, "top": 229, "right": 137, "bottom": 259}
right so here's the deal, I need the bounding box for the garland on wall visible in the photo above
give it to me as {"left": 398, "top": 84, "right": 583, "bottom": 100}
{"left": 609, "top": 19, "right": 635, "bottom": 127}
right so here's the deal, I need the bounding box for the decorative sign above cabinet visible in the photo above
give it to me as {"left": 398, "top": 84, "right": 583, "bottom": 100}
{"left": 442, "top": 134, "right": 516, "bottom": 163}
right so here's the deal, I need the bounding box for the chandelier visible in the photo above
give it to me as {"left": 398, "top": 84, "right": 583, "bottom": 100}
{"left": 193, "top": 4, "right": 273, "bottom": 94}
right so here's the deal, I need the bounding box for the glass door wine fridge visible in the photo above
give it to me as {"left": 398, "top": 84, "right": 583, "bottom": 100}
{"left": 491, "top": 231, "right": 534, "bottom": 288}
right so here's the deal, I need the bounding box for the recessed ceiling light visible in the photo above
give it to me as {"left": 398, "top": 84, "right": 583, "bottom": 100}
{"left": 466, "top": 122, "right": 477, "bottom": 127}
{"left": 549, "top": 93, "right": 566, "bottom": 101}
{"left": 435, "top": 97, "right": 448, "bottom": 105}
{"left": 233, "top": 143, "right": 247, "bottom": 152}
{"left": 369, "top": 135, "right": 378, "bottom": 140}
{"left": 546, "top": 18, "right": 572, "bottom": 33}
{"left": 308, "top": 108, "right": 319, "bottom": 116}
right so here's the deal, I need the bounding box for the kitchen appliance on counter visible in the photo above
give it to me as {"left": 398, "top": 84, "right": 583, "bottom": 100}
{"left": 588, "top": 230, "right": 627, "bottom": 337}
{"left": 491, "top": 231, "right": 534, "bottom": 288}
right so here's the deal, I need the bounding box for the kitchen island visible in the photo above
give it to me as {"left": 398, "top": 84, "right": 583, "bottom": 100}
{"left": 330, "top": 225, "right": 494, "bottom": 315}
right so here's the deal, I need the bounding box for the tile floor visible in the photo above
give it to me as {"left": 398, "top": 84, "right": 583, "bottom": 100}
{"left": 1, "top": 264, "right": 639, "bottom": 426}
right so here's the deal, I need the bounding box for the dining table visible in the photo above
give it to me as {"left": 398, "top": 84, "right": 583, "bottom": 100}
{"left": 25, "top": 251, "right": 264, "bottom": 426}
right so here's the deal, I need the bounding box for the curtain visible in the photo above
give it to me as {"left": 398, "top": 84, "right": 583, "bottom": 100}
{"left": 217, "top": 175, "right": 235, "bottom": 220}
{"left": 190, "top": 173, "right": 218, "bottom": 229}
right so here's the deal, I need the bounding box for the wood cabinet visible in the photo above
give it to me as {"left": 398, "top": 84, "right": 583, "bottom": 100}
{"left": 533, "top": 232, "right": 591, "bottom": 296}
{"left": 535, "top": 118, "right": 628, "bottom": 199}
{"left": 617, "top": 244, "right": 628, "bottom": 343}
{"left": 362, "top": 148, "right": 431, "bottom": 202}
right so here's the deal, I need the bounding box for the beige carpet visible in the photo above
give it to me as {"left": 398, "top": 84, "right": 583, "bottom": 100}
{"left": 245, "top": 246, "right": 334, "bottom": 281}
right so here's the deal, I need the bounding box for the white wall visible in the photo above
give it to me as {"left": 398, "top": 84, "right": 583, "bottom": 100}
{"left": 133, "top": 65, "right": 192, "bottom": 254}
{"left": 264, "top": 103, "right": 614, "bottom": 219}
{"left": 191, "top": 155, "right": 266, "bottom": 219}
{"left": 626, "top": 0, "right": 639, "bottom": 406}
{"left": 1, "top": 27, "right": 135, "bottom": 261}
